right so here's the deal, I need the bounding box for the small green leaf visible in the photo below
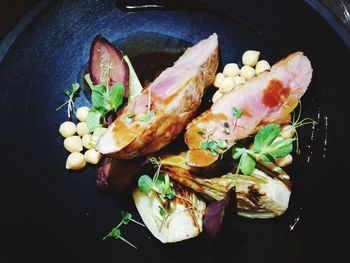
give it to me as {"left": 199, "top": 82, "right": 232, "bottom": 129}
{"left": 240, "top": 153, "right": 256, "bottom": 175}
{"left": 138, "top": 175, "right": 153, "bottom": 194}
{"left": 63, "top": 89, "right": 71, "bottom": 97}
{"left": 200, "top": 141, "right": 210, "bottom": 150}
{"left": 159, "top": 206, "right": 167, "bottom": 217}
{"left": 84, "top": 73, "right": 95, "bottom": 90}
{"left": 91, "top": 85, "right": 109, "bottom": 113}
{"left": 109, "top": 83, "right": 125, "bottom": 112}
{"left": 162, "top": 174, "right": 173, "bottom": 195}
{"left": 71, "top": 83, "right": 80, "bottom": 93}
{"left": 232, "top": 107, "right": 243, "bottom": 119}
{"left": 165, "top": 189, "right": 176, "bottom": 200}
{"left": 217, "top": 140, "right": 227, "bottom": 149}
{"left": 269, "top": 138, "right": 294, "bottom": 159}
{"left": 260, "top": 153, "right": 274, "bottom": 162}
{"left": 253, "top": 124, "right": 281, "bottom": 153}
{"left": 105, "top": 226, "right": 121, "bottom": 239}
{"left": 232, "top": 146, "right": 246, "bottom": 159}
{"left": 121, "top": 211, "right": 132, "bottom": 225}
{"left": 139, "top": 110, "right": 155, "bottom": 122}
{"left": 208, "top": 141, "right": 218, "bottom": 150}
{"left": 153, "top": 177, "right": 165, "bottom": 193}
{"left": 86, "top": 108, "right": 103, "bottom": 132}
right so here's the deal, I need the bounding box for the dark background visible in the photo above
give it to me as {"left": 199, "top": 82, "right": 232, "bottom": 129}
{"left": 1, "top": 0, "right": 350, "bottom": 41}
{"left": 0, "top": 1, "right": 349, "bottom": 263}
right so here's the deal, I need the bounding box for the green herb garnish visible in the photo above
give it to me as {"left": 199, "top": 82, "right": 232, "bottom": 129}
{"left": 159, "top": 206, "right": 168, "bottom": 217}
{"left": 200, "top": 139, "right": 227, "bottom": 155}
{"left": 56, "top": 83, "right": 80, "bottom": 118}
{"left": 138, "top": 87, "right": 155, "bottom": 122}
{"left": 126, "top": 113, "right": 135, "bottom": 123}
{"left": 138, "top": 157, "right": 175, "bottom": 198}
{"left": 289, "top": 102, "right": 317, "bottom": 154}
{"left": 86, "top": 83, "right": 125, "bottom": 132}
{"left": 232, "top": 123, "right": 295, "bottom": 176}
{"left": 232, "top": 107, "right": 243, "bottom": 119}
{"left": 139, "top": 110, "right": 155, "bottom": 122}
{"left": 103, "top": 211, "right": 145, "bottom": 249}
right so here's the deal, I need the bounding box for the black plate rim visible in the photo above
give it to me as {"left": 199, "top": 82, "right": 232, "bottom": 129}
{"left": 0, "top": 0, "right": 349, "bottom": 64}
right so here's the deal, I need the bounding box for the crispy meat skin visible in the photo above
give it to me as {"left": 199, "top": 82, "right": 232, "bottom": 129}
{"left": 97, "top": 34, "right": 219, "bottom": 159}
{"left": 185, "top": 52, "right": 313, "bottom": 167}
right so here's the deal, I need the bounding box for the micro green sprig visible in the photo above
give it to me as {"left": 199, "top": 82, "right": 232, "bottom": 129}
{"left": 138, "top": 157, "right": 176, "bottom": 199}
{"left": 289, "top": 101, "right": 317, "bottom": 154}
{"left": 56, "top": 83, "right": 80, "bottom": 118}
{"left": 232, "top": 123, "right": 295, "bottom": 178}
{"left": 103, "top": 211, "right": 145, "bottom": 249}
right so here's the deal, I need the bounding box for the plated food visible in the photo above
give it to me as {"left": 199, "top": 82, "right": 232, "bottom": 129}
{"left": 57, "top": 33, "right": 314, "bottom": 246}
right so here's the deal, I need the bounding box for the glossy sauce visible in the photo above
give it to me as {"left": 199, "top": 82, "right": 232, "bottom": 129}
{"left": 186, "top": 149, "right": 218, "bottom": 167}
{"left": 263, "top": 79, "right": 291, "bottom": 108}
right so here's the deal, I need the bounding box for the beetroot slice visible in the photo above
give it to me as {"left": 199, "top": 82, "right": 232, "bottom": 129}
{"left": 204, "top": 187, "right": 237, "bottom": 240}
{"left": 89, "top": 35, "right": 129, "bottom": 98}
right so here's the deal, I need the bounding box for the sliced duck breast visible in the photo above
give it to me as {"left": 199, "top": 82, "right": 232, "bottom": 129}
{"left": 97, "top": 34, "right": 219, "bottom": 159}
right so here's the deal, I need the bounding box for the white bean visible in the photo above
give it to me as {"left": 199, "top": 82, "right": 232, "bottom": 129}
{"left": 64, "top": 136, "right": 83, "bottom": 153}
{"left": 82, "top": 134, "right": 93, "bottom": 149}
{"left": 76, "top": 106, "right": 90, "bottom": 122}
{"left": 59, "top": 121, "right": 76, "bottom": 138}
{"left": 281, "top": 125, "right": 296, "bottom": 139}
{"left": 242, "top": 50, "right": 260, "bottom": 66}
{"left": 66, "top": 152, "right": 86, "bottom": 170}
{"left": 240, "top": 65, "right": 255, "bottom": 80}
{"left": 219, "top": 77, "right": 236, "bottom": 93}
{"left": 223, "top": 63, "right": 240, "bottom": 77}
{"left": 213, "top": 73, "right": 225, "bottom": 88}
{"left": 77, "top": 122, "right": 90, "bottom": 136}
{"left": 84, "top": 149, "right": 102, "bottom": 164}
{"left": 233, "top": 76, "right": 246, "bottom": 85}
{"left": 255, "top": 60, "right": 271, "bottom": 74}
{"left": 275, "top": 154, "right": 293, "bottom": 167}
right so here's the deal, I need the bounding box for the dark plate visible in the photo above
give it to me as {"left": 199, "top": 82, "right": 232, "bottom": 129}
{"left": 0, "top": 0, "right": 348, "bottom": 262}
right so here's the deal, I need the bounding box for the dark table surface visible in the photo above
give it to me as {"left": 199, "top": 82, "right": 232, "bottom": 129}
{"left": 1, "top": 0, "right": 350, "bottom": 41}
{"left": 0, "top": 1, "right": 348, "bottom": 262}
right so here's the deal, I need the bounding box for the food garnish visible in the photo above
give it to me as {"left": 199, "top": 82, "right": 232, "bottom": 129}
{"left": 138, "top": 157, "right": 176, "bottom": 199}
{"left": 232, "top": 123, "right": 294, "bottom": 176}
{"left": 103, "top": 211, "right": 145, "bottom": 249}
{"left": 86, "top": 83, "right": 125, "bottom": 132}
{"left": 56, "top": 83, "right": 80, "bottom": 118}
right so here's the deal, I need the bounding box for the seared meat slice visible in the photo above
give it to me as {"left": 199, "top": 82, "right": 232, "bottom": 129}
{"left": 97, "top": 34, "right": 219, "bottom": 159}
{"left": 185, "top": 52, "right": 312, "bottom": 167}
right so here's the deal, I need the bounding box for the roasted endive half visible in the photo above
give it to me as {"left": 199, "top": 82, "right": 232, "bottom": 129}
{"left": 163, "top": 161, "right": 291, "bottom": 219}
{"left": 133, "top": 182, "right": 206, "bottom": 243}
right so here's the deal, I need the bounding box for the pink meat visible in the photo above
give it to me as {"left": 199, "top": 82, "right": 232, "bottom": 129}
{"left": 97, "top": 34, "right": 219, "bottom": 158}
{"left": 185, "top": 52, "right": 312, "bottom": 167}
